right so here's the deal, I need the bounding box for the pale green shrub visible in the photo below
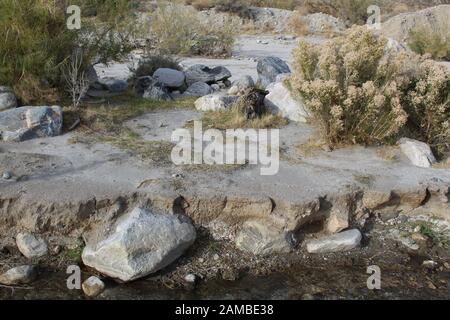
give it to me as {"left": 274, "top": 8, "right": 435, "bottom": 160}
{"left": 292, "top": 26, "right": 450, "bottom": 157}
{"left": 291, "top": 26, "right": 408, "bottom": 146}
{"left": 404, "top": 59, "right": 450, "bottom": 156}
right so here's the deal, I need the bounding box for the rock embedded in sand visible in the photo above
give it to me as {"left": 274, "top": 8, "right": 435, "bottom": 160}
{"left": 235, "top": 221, "right": 293, "bottom": 255}
{"left": 82, "top": 207, "right": 196, "bottom": 282}
{"left": 16, "top": 233, "right": 49, "bottom": 259}
{"left": 399, "top": 138, "right": 436, "bottom": 168}
{"left": 82, "top": 276, "right": 105, "bottom": 297}
{"left": 306, "top": 229, "right": 362, "bottom": 254}
{"left": 257, "top": 56, "right": 291, "bottom": 89}
{"left": 0, "top": 265, "right": 37, "bottom": 285}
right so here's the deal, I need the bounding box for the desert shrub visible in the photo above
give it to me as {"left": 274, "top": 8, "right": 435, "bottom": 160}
{"left": 408, "top": 23, "right": 450, "bottom": 61}
{"left": 132, "top": 55, "right": 181, "bottom": 79}
{"left": 291, "top": 26, "right": 408, "bottom": 146}
{"left": 404, "top": 59, "right": 450, "bottom": 156}
{"left": 291, "top": 26, "right": 450, "bottom": 156}
{"left": 0, "top": 0, "right": 140, "bottom": 104}
{"left": 151, "top": 4, "right": 235, "bottom": 57}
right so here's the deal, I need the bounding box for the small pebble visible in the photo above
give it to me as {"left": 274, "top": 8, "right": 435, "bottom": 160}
{"left": 2, "top": 171, "right": 12, "bottom": 180}
{"left": 213, "top": 254, "right": 220, "bottom": 261}
{"left": 82, "top": 276, "right": 105, "bottom": 297}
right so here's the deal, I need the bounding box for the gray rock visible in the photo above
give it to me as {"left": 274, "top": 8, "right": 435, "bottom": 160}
{"left": 257, "top": 56, "right": 291, "bottom": 89}
{"left": 0, "top": 265, "right": 37, "bottom": 285}
{"left": 82, "top": 276, "right": 105, "bottom": 297}
{"left": 85, "top": 65, "right": 99, "bottom": 85}
{"left": 16, "top": 233, "right": 48, "bottom": 259}
{"left": 211, "top": 84, "right": 221, "bottom": 92}
{"left": 97, "top": 77, "right": 128, "bottom": 93}
{"left": 228, "top": 76, "right": 255, "bottom": 96}
{"left": 153, "top": 68, "right": 186, "bottom": 88}
{"left": 264, "top": 81, "right": 309, "bottom": 122}
{"left": 0, "top": 106, "right": 63, "bottom": 142}
{"left": 0, "top": 86, "right": 18, "bottom": 111}
{"left": 235, "top": 221, "right": 293, "bottom": 255}
{"left": 399, "top": 138, "right": 436, "bottom": 168}
{"left": 82, "top": 207, "right": 196, "bottom": 282}
{"left": 183, "top": 82, "right": 214, "bottom": 97}
{"left": 2, "top": 171, "right": 12, "bottom": 180}
{"left": 185, "top": 65, "right": 232, "bottom": 86}
{"left": 306, "top": 229, "right": 362, "bottom": 254}
{"left": 194, "top": 94, "right": 238, "bottom": 112}
{"left": 136, "top": 76, "right": 172, "bottom": 101}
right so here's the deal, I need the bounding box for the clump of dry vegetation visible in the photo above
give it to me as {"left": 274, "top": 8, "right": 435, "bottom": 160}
{"left": 408, "top": 22, "right": 450, "bottom": 61}
{"left": 189, "top": 105, "right": 288, "bottom": 130}
{"left": 291, "top": 26, "right": 450, "bottom": 157}
{"left": 151, "top": 3, "right": 236, "bottom": 57}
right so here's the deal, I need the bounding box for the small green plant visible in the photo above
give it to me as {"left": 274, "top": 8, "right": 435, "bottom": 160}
{"left": 291, "top": 26, "right": 408, "bottom": 146}
{"left": 418, "top": 222, "right": 450, "bottom": 249}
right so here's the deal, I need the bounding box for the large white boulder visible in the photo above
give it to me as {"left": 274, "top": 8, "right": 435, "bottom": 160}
{"left": 82, "top": 208, "right": 196, "bottom": 282}
{"left": 399, "top": 138, "right": 436, "bottom": 168}
{"left": 264, "top": 81, "right": 309, "bottom": 122}
{"left": 195, "top": 94, "right": 238, "bottom": 112}
{"left": 306, "top": 229, "right": 362, "bottom": 254}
